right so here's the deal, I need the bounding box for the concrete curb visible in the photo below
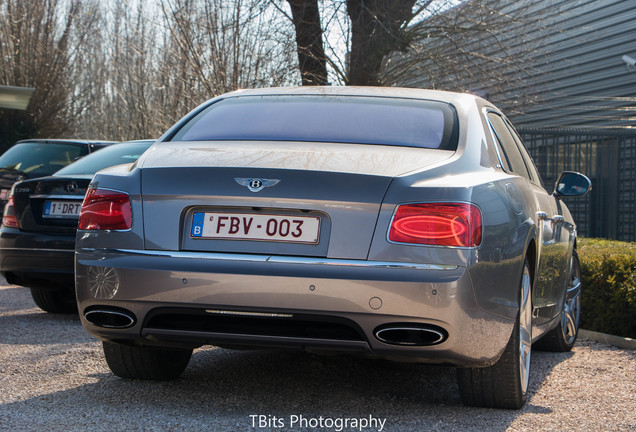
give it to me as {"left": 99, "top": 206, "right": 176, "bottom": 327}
{"left": 579, "top": 329, "right": 636, "bottom": 350}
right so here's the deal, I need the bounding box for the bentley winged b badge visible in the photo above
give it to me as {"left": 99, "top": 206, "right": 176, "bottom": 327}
{"left": 234, "top": 177, "right": 281, "bottom": 193}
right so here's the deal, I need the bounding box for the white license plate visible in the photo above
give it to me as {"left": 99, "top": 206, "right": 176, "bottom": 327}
{"left": 43, "top": 200, "right": 82, "bottom": 218}
{"left": 191, "top": 212, "right": 320, "bottom": 244}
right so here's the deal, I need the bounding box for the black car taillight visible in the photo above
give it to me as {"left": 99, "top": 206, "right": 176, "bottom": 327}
{"left": 2, "top": 193, "right": 19, "bottom": 229}
{"left": 78, "top": 188, "right": 132, "bottom": 231}
{"left": 388, "top": 202, "right": 482, "bottom": 247}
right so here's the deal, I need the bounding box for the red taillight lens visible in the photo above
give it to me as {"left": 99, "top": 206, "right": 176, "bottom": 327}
{"left": 78, "top": 188, "right": 132, "bottom": 230}
{"left": 388, "top": 203, "right": 482, "bottom": 247}
{"left": 2, "top": 195, "right": 19, "bottom": 228}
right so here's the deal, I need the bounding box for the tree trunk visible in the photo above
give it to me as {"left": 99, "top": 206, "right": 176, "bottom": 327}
{"left": 346, "top": 0, "right": 416, "bottom": 86}
{"left": 287, "top": 0, "right": 328, "bottom": 86}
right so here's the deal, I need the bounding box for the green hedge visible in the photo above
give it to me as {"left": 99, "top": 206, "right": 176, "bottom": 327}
{"left": 578, "top": 238, "right": 636, "bottom": 339}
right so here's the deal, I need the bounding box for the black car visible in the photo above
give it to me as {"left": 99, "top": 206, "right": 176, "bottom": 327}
{"left": 0, "top": 139, "right": 117, "bottom": 212}
{"left": 0, "top": 140, "right": 154, "bottom": 313}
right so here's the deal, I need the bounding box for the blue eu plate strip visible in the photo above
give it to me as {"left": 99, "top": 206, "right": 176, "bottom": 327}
{"left": 191, "top": 212, "right": 204, "bottom": 237}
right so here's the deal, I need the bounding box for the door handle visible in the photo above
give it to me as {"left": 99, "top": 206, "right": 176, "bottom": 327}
{"left": 537, "top": 212, "right": 564, "bottom": 223}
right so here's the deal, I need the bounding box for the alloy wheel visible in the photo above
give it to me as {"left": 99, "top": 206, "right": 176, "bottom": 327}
{"left": 561, "top": 255, "right": 582, "bottom": 345}
{"left": 519, "top": 263, "right": 532, "bottom": 395}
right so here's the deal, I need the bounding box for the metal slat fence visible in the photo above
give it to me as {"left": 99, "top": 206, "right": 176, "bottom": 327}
{"left": 518, "top": 127, "right": 636, "bottom": 242}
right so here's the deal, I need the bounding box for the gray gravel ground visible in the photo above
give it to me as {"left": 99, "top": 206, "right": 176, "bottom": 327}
{"left": 0, "top": 280, "right": 634, "bottom": 432}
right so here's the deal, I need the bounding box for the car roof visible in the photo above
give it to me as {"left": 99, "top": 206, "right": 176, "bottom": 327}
{"left": 218, "top": 86, "right": 489, "bottom": 106}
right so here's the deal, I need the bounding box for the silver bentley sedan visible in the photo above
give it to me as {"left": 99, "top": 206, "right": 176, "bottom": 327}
{"left": 75, "top": 87, "right": 590, "bottom": 409}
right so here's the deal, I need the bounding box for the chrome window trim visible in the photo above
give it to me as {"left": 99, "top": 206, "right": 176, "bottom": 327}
{"left": 482, "top": 108, "right": 507, "bottom": 171}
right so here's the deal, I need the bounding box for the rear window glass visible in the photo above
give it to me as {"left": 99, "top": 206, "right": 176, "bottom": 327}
{"left": 170, "top": 95, "right": 458, "bottom": 150}
{"left": 0, "top": 142, "right": 87, "bottom": 178}
{"left": 54, "top": 141, "right": 153, "bottom": 176}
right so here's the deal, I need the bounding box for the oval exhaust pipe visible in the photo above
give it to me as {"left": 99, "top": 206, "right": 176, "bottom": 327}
{"left": 374, "top": 324, "right": 447, "bottom": 346}
{"left": 84, "top": 308, "right": 136, "bottom": 329}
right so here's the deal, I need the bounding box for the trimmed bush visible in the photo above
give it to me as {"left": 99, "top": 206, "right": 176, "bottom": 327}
{"left": 578, "top": 238, "right": 636, "bottom": 338}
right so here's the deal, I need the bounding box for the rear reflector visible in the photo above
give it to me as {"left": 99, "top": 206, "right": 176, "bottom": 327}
{"left": 388, "top": 203, "right": 482, "bottom": 247}
{"left": 78, "top": 188, "right": 132, "bottom": 230}
{"left": 2, "top": 194, "right": 18, "bottom": 228}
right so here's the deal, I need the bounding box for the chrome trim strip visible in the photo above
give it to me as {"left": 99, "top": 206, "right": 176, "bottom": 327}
{"left": 205, "top": 309, "right": 294, "bottom": 318}
{"left": 263, "top": 255, "right": 457, "bottom": 270}
{"left": 0, "top": 247, "right": 74, "bottom": 253}
{"left": 86, "top": 248, "right": 458, "bottom": 271}
{"left": 30, "top": 195, "right": 84, "bottom": 200}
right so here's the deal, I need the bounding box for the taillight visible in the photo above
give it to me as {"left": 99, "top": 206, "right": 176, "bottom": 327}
{"left": 2, "top": 194, "right": 19, "bottom": 228}
{"left": 388, "top": 203, "right": 482, "bottom": 247}
{"left": 78, "top": 188, "right": 132, "bottom": 230}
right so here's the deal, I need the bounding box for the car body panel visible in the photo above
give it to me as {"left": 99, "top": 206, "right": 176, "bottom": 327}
{"left": 75, "top": 248, "right": 512, "bottom": 366}
{"left": 75, "top": 87, "right": 582, "bottom": 368}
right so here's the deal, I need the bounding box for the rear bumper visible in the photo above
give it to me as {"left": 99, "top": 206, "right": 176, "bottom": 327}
{"left": 0, "top": 227, "right": 74, "bottom": 287}
{"left": 75, "top": 248, "right": 515, "bottom": 367}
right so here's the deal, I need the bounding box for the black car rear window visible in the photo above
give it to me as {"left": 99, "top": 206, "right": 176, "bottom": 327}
{"left": 170, "top": 95, "right": 458, "bottom": 150}
{"left": 54, "top": 141, "right": 153, "bottom": 175}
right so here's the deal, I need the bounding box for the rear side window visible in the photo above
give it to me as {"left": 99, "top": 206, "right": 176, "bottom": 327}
{"left": 504, "top": 119, "right": 543, "bottom": 186}
{"left": 170, "top": 95, "right": 458, "bottom": 150}
{"left": 487, "top": 113, "right": 531, "bottom": 180}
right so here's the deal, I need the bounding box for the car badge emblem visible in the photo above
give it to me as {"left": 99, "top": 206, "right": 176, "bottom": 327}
{"left": 66, "top": 181, "right": 79, "bottom": 193}
{"left": 234, "top": 177, "right": 280, "bottom": 193}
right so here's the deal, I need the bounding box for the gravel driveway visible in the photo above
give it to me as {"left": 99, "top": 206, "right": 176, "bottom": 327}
{"left": 0, "top": 280, "right": 634, "bottom": 432}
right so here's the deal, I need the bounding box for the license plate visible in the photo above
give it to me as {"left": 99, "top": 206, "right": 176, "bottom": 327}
{"left": 191, "top": 212, "right": 320, "bottom": 244}
{"left": 0, "top": 189, "right": 9, "bottom": 200}
{"left": 43, "top": 200, "right": 82, "bottom": 218}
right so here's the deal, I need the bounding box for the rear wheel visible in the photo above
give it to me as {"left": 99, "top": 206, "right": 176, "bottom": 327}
{"left": 102, "top": 341, "right": 192, "bottom": 380}
{"left": 535, "top": 251, "right": 581, "bottom": 352}
{"left": 457, "top": 258, "right": 532, "bottom": 409}
{"left": 30, "top": 287, "right": 77, "bottom": 314}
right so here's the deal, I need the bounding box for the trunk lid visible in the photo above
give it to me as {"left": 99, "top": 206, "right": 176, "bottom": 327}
{"left": 12, "top": 176, "right": 91, "bottom": 234}
{"left": 139, "top": 141, "right": 453, "bottom": 259}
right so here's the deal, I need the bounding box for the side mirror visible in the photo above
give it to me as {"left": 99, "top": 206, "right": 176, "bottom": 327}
{"left": 554, "top": 171, "right": 592, "bottom": 198}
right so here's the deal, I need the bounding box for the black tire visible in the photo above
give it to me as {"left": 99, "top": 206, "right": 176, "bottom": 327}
{"left": 103, "top": 341, "right": 192, "bottom": 380}
{"left": 30, "top": 287, "right": 77, "bottom": 314}
{"left": 535, "top": 251, "right": 581, "bottom": 352}
{"left": 457, "top": 258, "right": 532, "bottom": 409}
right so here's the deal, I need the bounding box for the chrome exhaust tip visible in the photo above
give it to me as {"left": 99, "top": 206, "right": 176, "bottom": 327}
{"left": 374, "top": 324, "right": 448, "bottom": 346}
{"left": 84, "top": 308, "right": 136, "bottom": 329}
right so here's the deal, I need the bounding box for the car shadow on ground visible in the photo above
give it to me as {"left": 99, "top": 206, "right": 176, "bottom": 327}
{"left": 0, "top": 343, "right": 574, "bottom": 432}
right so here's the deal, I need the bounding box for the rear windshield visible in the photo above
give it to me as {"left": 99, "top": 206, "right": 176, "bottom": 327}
{"left": 170, "top": 95, "right": 458, "bottom": 150}
{"left": 0, "top": 142, "right": 88, "bottom": 178}
{"left": 54, "top": 141, "right": 153, "bottom": 176}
